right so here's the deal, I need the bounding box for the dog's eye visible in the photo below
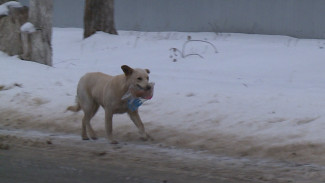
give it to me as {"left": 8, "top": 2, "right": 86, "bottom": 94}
{"left": 137, "top": 77, "right": 143, "bottom": 81}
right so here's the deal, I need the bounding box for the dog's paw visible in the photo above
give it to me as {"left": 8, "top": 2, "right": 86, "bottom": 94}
{"left": 140, "top": 134, "right": 154, "bottom": 141}
{"left": 91, "top": 136, "right": 98, "bottom": 140}
{"left": 82, "top": 137, "right": 90, "bottom": 140}
{"left": 140, "top": 136, "right": 148, "bottom": 141}
{"left": 147, "top": 135, "right": 154, "bottom": 141}
{"left": 110, "top": 140, "right": 119, "bottom": 144}
{"left": 148, "top": 135, "right": 154, "bottom": 141}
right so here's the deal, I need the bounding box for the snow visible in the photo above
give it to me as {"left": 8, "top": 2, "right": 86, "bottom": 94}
{"left": 20, "top": 22, "right": 36, "bottom": 33}
{"left": 0, "top": 1, "right": 22, "bottom": 16}
{"left": 1, "top": 28, "right": 325, "bottom": 154}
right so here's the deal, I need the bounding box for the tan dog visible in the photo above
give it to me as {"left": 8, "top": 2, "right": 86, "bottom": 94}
{"left": 67, "top": 65, "right": 152, "bottom": 144}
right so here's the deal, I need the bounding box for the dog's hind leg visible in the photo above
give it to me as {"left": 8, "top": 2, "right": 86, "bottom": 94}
{"left": 80, "top": 96, "right": 99, "bottom": 140}
{"left": 83, "top": 103, "right": 99, "bottom": 140}
{"left": 81, "top": 115, "right": 90, "bottom": 140}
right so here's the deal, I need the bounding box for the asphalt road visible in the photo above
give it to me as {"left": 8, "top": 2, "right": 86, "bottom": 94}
{"left": 0, "top": 147, "right": 222, "bottom": 183}
{"left": 1, "top": 129, "right": 325, "bottom": 183}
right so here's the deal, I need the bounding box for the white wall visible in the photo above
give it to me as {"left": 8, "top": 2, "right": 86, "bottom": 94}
{"left": 18, "top": 0, "right": 325, "bottom": 39}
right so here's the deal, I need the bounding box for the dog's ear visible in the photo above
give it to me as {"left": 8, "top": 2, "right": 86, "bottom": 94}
{"left": 121, "top": 65, "right": 133, "bottom": 76}
{"left": 145, "top": 69, "right": 150, "bottom": 74}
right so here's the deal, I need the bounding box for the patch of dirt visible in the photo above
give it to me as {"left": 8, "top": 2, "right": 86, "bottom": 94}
{"left": 0, "top": 83, "right": 22, "bottom": 91}
{"left": 10, "top": 92, "right": 50, "bottom": 107}
{"left": 2, "top": 108, "right": 325, "bottom": 166}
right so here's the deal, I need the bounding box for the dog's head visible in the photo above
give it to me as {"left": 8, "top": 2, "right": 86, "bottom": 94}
{"left": 121, "top": 65, "right": 151, "bottom": 91}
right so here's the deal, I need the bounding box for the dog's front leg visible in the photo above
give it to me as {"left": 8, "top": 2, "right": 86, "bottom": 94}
{"left": 128, "top": 110, "right": 153, "bottom": 141}
{"left": 105, "top": 109, "right": 118, "bottom": 144}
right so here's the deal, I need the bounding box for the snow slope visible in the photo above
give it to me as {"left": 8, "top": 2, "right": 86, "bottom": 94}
{"left": 1, "top": 28, "right": 325, "bottom": 160}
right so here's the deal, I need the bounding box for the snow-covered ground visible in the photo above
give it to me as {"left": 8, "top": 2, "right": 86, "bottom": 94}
{"left": 1, "top": 28, "right": 325, "bottom": 161}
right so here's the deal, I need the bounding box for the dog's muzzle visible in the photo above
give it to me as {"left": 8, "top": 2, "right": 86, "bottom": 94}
{"left": 137, "top": 84, "right": 151, "bottom": 91}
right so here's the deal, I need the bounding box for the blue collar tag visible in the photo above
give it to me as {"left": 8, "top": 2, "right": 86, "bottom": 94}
{"left": 127, "top": 98, "right": 144, "bottom": 111}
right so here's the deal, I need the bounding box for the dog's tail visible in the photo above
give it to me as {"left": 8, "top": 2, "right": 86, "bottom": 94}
{"left": 66, "top": 97, "right": 81, "bottom": 112}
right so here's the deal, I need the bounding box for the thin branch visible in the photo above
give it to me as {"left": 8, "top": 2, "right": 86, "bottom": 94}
{"left": 182, "top": 40, "right": 218, "bottom": 55}
{"left": 183, "top": 53, "right": 204, "bottom": 59}
{"left": 169, "top": 39, "right": 218, "bottom": 61}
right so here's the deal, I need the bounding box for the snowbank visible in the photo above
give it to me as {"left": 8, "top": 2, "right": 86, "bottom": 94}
{"left": 1, "top": 28, "right": 325, "bottom": 160}
{"left": 20, "top": 22, "right": 36, "bottom": 33}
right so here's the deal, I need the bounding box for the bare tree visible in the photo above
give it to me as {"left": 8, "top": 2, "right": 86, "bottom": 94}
{"left": 20, "top": 0, "right": 53, "bottom": 66}
{"left": 83, "top": 0, "right": 117, "bottom": 39}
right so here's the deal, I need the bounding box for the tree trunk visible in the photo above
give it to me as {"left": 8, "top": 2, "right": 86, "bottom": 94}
{"left": 20, "top": 0, "right": 53, "bottom": 66}
{"left": 84, "top": 0, "right": 117, "bottom": 39}
{"left": 0, "top": 4, "right": 28, "bottom": 56}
